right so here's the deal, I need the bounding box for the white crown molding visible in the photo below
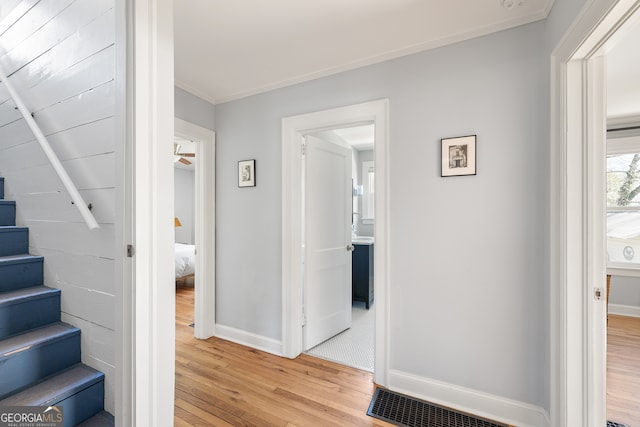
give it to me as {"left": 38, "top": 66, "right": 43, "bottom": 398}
{"left": 174, "top": 79, "right": 218, "bottom": 105}
{"left": 543, "top": 0, "right": 557, "bottom": 16}
{"left": 206, "top": 13, "right": 550, "bottom": 105}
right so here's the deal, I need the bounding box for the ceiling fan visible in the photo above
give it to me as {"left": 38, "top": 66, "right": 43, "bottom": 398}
{"left": 174, "top": 143, "right": 195, "bottom": 165}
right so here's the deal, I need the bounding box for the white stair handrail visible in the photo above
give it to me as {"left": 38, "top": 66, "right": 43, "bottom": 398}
{"left": 0, "top": 68, "right": 99, "bottom": 230}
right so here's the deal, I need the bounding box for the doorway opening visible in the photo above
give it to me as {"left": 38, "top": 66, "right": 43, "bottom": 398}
{"left": 174, "top": 118, "right": 216, "bottom": 340}
{"left": 552, "top": 1, "right": 640, "bottom": 425}
{"left": 173, "top": 133, "right": 196, "bottom": 327}
{"left": 281, "top": 99, "right": 389, "bottom": 386}
{"left": 603, "top": 13, "right": 640, "bottom": 427}
{"left": 302, "top": 124, "right": 375, "bottom": 372}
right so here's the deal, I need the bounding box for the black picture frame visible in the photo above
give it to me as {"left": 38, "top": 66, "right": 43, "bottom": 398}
{"left": 441, "top": 135, "right": 476, "bottom": 177}
{"left": 238, "top": 159, "right": 256, "bottom": 187}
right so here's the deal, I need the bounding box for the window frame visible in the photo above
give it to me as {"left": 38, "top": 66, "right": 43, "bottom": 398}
{"left": 606, "top": 132, "right": 640, "bottom": 273}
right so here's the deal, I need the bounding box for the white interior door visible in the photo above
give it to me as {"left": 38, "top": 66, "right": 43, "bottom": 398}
{"left": 304, "top": 135, "right": 352, "bottom": 350}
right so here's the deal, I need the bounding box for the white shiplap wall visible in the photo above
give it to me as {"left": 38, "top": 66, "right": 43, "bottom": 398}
{"left": 0, "top": 0, "right": 117, "bottom": 413}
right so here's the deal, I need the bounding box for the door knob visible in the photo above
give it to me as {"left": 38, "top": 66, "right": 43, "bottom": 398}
{"left": 347, "top": 244, "right": 355, "bottom": 252}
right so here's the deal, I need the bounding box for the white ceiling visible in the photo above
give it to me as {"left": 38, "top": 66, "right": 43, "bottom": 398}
{"left": 606, "top": 17, "right": 640, "bottom": 121}
{"left": 174, "top": 1, "right": 639, "bottom": 121}
{"left": 332, "top": 124, "right": 375, "bottom": 151}
{"left": 174, "top": 0, "right": 554, "bottom": 104}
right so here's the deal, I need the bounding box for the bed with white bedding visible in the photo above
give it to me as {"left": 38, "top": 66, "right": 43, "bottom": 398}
{"left": 175, "top": 243, "right": 195, "bottom": 281}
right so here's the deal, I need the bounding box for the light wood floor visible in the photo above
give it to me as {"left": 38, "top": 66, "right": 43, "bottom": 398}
{"left": 607, "top": 314, "right": 640, "bottom": 427}
{"left": 176, "top": 286, "right": 639, "bottom": 427}
{"left": 175, "top": 285, "right": 393, "bottom": 426}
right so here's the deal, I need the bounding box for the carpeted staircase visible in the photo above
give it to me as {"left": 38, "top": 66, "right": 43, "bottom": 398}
{"left": 0, "top": 176, "right": 111, "bottom": 426}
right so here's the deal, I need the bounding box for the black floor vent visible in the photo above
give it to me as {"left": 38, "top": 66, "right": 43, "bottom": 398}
{"left": 607, "top": 422, "right": 627, "bottom": 427}
{"left": 367, "top": 388, "right": 508, "bottom": 427}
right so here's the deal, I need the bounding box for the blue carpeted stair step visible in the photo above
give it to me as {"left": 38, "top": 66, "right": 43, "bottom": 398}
{"left": 0, "top": 286, "right": 61, "bottom": 340}
{"left": 0, "top": 254, "right": 44, "bottom": 292}
{"left": 0, "top": 177, "right": 107, "bottom": 424}
{"left": 0, "top": 226, "right": 28, "bottom": 257}
{"left": 77, "top": 410, "right": 114, "bottom": 427}
{"left": 0, "top": 200, "right": 15, "bottom": 226}
{"left": 0, "top": 363, "right": 105, "bottom": 427}
{"left": 0, "top": 322, "right": 81, "bottom": 400}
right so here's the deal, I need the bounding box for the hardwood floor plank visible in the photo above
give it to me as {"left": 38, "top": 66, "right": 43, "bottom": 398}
{"left": 186, "top": 339, "right": 366, "bottom": 403}
{"left": 607, "top": 314, "right": 640, "bottom": 427}
{"left": 176, "top": 397, "right": 241, "bottom": 427}
{"left": 176, "top": 361, "right": 339, "bottom": 427}
{"left": 176, "top": 286, "right": 640, "bottom": 427}
{"left": 272, "top": 386, "right": 372, "bottom": 426}
{"left": 176, "top": 286, "right": 518, "bottom": 427}
{"left": 174, "top": 286, "right": 391, "bottom": 426}
{"left": 174, "top": 415, "right": 194, "bottom": 427}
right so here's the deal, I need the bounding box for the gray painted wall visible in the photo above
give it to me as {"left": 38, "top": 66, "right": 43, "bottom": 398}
{"left": 215, "top": 20, "right": 553, "bottom": 408}
{"left": 545, "top": 0, "right": 589, "bottom": 50}
{"left": 175, "top": 86, "right": 215, "bottom": 130}
{"left": 610, "top": 275, "right": 640, "bottom": 307}
{"left": 173, "top": 87, "right": 214, "bottom": 246}
{"left": 174, "top": 168, "right": 195, "bottom": 244}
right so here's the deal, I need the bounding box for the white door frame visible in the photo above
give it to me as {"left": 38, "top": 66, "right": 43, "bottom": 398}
{"left": 114, "top": 0, "right": 131, "bottom": 423}
{"left": 175, "top": 118, "right": 216, "bottom": 339}
{"left": 550, "top": 1, "right": 640, "bottom": 425}
{"left": 125, "top": 0, "right": 176, "bottom": 425}
{"left": 282, "top": 99, "right": 389, "bottom": 386}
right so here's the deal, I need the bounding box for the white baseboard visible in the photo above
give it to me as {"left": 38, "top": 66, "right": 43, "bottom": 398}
{"left": 609, "top": 303, "right": 640, "bottom": 318}
{"left": 215, "top": 324, "right": 283, "bottom": 356}
{"left": 388, "top": 370, "right": 549, "bottom": 427}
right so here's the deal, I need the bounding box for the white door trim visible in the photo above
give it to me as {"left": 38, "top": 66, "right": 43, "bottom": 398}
{"left": 281, "top": 99, "right": 390, "bottom": 386}
{"left": 175, "top": 118, "right": 216, "bottom": 339}
{"left": 550, "top": 1, "right": 640, "bottom": 425}
{"left": 128, "top": 0, "right": 175, "bottom": 425}
{"left": 114, "top": 0, "right": 131, "bottom": 423}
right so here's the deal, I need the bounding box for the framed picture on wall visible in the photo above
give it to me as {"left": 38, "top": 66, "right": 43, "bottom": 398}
{"left": 238, "top": 159, "right": 256, "bottom": 187}
{"left": 441, "top": 135, "right": 476, "bottom": 177}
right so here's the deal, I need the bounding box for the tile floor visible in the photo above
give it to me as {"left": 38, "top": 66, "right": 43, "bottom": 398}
{"left": 306, "top": 301, "right": 375, "bottom": 372}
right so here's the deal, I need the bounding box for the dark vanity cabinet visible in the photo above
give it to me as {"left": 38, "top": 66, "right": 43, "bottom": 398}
{"left": 352, "top": 243, "right": 374, "bottom": 309}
